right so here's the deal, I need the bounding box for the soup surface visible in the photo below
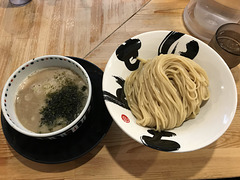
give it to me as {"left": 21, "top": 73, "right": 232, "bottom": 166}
{"left": 15, "top": 67, "right": 88, "bottom": 133}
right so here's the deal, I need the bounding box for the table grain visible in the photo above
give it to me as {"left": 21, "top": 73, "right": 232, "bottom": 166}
{"left": 0, "top": 0, "right": 240, "bottom": 179}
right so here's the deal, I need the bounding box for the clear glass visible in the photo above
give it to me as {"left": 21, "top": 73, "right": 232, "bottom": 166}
{"left": 183, "top": 0, "right": 240, "bottom": 43}
{"left": 10, "top": 0, "right": 31, "bottom": 6}
{"left": 209, "top": 23, "right": 240, "bottom": 69}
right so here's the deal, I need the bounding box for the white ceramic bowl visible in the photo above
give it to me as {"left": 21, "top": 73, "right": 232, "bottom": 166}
{"left": 103, "top": 31, "right": 237, "bottom": 152}
{"left": 1, "top": 55, "right": 92, "bottom": 139}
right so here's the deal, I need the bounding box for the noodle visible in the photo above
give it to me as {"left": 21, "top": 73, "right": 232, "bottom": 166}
{"left": 124, "top": 54, "right": 210, "bottom": 131}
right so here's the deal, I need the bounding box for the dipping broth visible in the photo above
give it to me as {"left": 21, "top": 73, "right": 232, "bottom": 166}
{"left": 15, "top": 67, "right": 88, "bottom": 133}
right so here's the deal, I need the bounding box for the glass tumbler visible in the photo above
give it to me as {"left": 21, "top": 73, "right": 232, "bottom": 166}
{"left": 208, "top": 23, "right": 240, "bottom": 69}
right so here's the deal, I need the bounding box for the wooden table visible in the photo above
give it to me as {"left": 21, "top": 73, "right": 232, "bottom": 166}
{"left": 0, "top": 0, "right": 240, "bottom": 179}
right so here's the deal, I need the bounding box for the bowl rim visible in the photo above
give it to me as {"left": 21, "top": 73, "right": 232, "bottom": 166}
{"left": 102, "top": 30, "right": 238, "bottom": 152}
{"left": 1, "top": 55, "right": 92, "bottom": 138}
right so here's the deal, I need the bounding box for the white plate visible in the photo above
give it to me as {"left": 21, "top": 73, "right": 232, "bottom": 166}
{"left": 102, "top": 31, "right": 237, "bottom": 152}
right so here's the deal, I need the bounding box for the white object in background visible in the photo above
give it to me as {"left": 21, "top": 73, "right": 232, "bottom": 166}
{"left": 10, "top": 0, "right": 31, "bottom": 6}
{"left": 183, "top": 0, "right": 240, "bottom": 43}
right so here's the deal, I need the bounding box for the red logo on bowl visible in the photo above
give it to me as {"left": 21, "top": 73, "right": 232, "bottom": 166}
{"left": 121, "top": 114, "right": 130, "bottom": 123}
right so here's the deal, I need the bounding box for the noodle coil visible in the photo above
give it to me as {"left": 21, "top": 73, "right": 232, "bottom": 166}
{"left": 124, "top": 54, "right": 210, "bottom": 131}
